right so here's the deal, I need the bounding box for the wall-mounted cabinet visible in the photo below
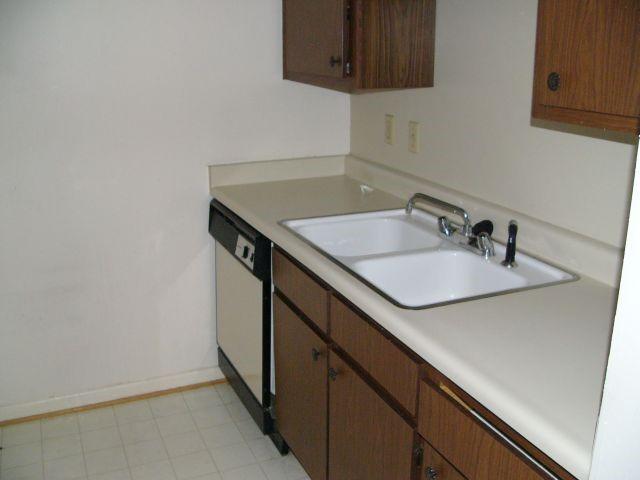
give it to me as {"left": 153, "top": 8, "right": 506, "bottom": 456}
{"left": 283, "top": 0, "right": 436, "bottom": 93}
{"left": 532, "top": 0, "right": 640, "bottom": 133}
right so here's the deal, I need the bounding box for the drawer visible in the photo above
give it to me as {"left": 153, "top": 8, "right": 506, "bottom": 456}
{"left": 418, "top": 380, "right": 547, "bottom": 480}
{"left": 272, "top": 248, "right": 329, "bottom": 333}
{"left": 330, "top": 296, "right": 420, "bottom": 415}
{"left": 419, "top": 438, "right": 467, "bottom": 480}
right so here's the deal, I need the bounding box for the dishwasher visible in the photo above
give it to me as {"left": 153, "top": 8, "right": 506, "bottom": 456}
{"left": 208, "top": 199, "right": 287, "bottom": 452}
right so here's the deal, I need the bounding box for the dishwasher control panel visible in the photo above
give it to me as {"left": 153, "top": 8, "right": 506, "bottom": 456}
{"left": 235, "top": 234, "right": 255, "bottom": 270}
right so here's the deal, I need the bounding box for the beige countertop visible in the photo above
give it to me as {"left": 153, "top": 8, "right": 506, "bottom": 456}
{"left": 211, "top": 175, "right": 617, "bottom": 480}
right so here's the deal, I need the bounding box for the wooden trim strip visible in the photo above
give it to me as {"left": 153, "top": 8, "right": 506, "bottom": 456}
{"left": 0, "top": 378, "right": 227, "bottom": 428}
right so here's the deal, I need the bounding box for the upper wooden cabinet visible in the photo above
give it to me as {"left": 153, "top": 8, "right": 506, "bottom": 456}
{"left": 283, "top": 0, "right": 436, "bottom": 93}
{"left": 532, "top": 0, "right": 640, "bottom": 133}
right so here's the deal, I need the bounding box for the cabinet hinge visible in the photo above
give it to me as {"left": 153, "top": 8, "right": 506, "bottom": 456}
{"left": 345, "top": 61, "right": 352, "bottom": 76}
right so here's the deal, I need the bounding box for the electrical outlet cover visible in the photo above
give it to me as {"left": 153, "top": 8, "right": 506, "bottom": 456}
{"left": 385, "top": 114, "right": 396, "bottom": 145}
{"left": 409, "top": 121, "right": 420, "bottom": 153}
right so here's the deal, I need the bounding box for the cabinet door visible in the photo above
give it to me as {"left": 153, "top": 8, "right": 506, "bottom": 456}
{"left": 328, "top": 352, "right": 414, "bottom": 480}
{"left": 283, "top": 0, "right": 347, "bottom": 78}
{"left": 534, "top": 0, "right": 640, "bottom": 119}
{"left": 417, "top": 437, "right": 467, "bottom": 480}
{"left": 274, "top": 295, "right": 327, "bottom": 480}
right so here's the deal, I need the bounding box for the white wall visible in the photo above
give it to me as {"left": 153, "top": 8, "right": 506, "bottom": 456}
{"left": 0, "top": 0, "right": 349, "bottom": 417}
{"left": 351, "top": 0, "right": 637, "bottom": 249}
{"left": 589, "top": 142, "right": 640, "bottom": 479}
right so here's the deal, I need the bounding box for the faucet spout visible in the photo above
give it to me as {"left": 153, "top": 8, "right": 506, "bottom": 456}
{"left": 406, "top": 193, "right": 472, "bottom": 236}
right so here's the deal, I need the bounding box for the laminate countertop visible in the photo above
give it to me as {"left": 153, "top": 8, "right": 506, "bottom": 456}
{"left": 211, "top": 175, "right": 617, "bottom": 480}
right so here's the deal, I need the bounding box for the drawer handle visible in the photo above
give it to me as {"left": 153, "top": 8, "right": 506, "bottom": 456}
{"left": 439, "top": 384, "right": 560, "bottom": 480}
{"left": 311, "top": 348, "right": 321, "bottom": 362}
{"left": 426, "top": 466, "right": 439, "bottom": 479}
{"left": 328, "top": 367, "right": 338, "bottom": 381}
{"left": 329, "top": 55, "right": 342, "bottom": 67}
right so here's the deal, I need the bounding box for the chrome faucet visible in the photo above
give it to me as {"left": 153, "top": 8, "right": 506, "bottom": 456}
{"left": 406, "top": 193, "right": 495, "bottom": 258}
{"left": 405, "top": 193, "right": 472, "bottom": 237}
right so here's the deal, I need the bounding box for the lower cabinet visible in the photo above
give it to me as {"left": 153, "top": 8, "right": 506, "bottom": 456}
{"left": 418, "top": 437, "right": 467, "bottom": 480}
{"left": 274, "top": 295, "right": 328, "bottom": 480}
{"left": 272, "top": 247, "right": 567, "bottom": 480}
{"left": 328, "top": 352, "right": 415, "bottom": 480}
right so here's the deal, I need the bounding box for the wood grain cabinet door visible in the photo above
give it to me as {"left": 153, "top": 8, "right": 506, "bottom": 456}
{"left": 533, "top": 0, "right": 640, "bottom": 131}
{"left": 284, "top": 0, "right": 347, "bottom": 79}
{"left": 274, "top": 296, "right": 328, "bottom": 480}
{"left": 328, "top": 352, "right": 414, "bottom": 480}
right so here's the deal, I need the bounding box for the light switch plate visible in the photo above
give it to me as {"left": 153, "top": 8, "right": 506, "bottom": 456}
{"left": 385, "top": 114, "right": 396, "bottom": 145}
{"left": 409, "top": 121, "right": 420, "bottom": 153}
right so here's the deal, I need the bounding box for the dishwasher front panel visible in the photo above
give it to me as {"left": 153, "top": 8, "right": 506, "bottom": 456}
{"left": 215, "top": 242, "right": 264, "bottom": 404}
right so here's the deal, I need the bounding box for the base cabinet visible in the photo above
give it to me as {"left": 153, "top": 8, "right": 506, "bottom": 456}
{"left": 274, "top": 296, "right": 328, "bottom": 480}
{"left": 272, "top": 247, "right": 572, "bottom": 480}
{"left": 328, "top": 352, "right": 415, "bottom": 480}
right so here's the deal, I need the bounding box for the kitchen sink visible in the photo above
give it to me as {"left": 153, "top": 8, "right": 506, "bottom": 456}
{"left": 281, "top": 209, "right": 576, "bottom": 309}
{"left": 282, "top": 210, "right": 442, "bottom": 257}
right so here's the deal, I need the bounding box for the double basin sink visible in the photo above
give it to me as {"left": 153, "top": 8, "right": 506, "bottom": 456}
{"left": 281, "top": 209, "right": 575, "bottom": 309}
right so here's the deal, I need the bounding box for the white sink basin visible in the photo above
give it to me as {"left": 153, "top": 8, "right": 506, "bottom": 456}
{"left": 283, "top": 210, "right": 442, "bottom": 257}
{"left": 281, "top": 209, "right": 576, "bottom": 309}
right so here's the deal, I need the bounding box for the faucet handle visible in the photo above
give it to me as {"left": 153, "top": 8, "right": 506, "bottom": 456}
{"left": 477, "top": 232, "right": 495, "bottom": 259}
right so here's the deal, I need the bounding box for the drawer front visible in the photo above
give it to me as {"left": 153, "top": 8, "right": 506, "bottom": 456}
{"left": 330, "top": 296, "right": 420, "bottom": 415}
{"left": 418, "top": 381, "right": 546, "bottom": 480}
{"left": 273, "top": 248, "right": 329, "bottom": 333}
{"left": 420, "top": 439, "right": 467, "bottom": 480}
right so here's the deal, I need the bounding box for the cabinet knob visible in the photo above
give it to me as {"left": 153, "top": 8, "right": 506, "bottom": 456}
{"left": 329, "top": 56, "right": 342, "bottom": 67}
{"left": 426, "top": 466, "right": 439, "bottom": 479}
{"left": 311, "top": 348, "right": 321, "bottom": 362}
{"left": 328, "top": 367, "right": 338, "bottom": 381}
{"left": 547, "top": 72, "right": 560, "bottom": 91}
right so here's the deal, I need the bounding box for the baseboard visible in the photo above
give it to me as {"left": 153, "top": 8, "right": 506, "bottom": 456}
{"left": 0, "top": 367, "right": 224, "bottom": 424}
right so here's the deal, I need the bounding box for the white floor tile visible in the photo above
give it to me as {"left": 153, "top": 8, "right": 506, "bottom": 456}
{"left": 163, "top": 432, "right": 206, "bottom": 458}
{"left": 247, "top": 439, "right": 280, "bottom": 462}
{"left": 182, "top": 389, "right": 223, "bottom": 412}
{"left": 114, "top": 402, "right": 153, "bottom": 425}
{"left": 225, "top": 404, "right": 251, "bottom": 424}
{"left": 156, "top": 414, "right": 196, "bottom": 438}
{"left": 78, "top": 409, "right": 117, "bottom": 433}
{"left": 2, "top": 422, "right": 42, "bottom": 447}
{"left": 170, "top": 451, "right": 217, "bottom": 480}
{"left": 234, "top": 420, "right": 262, "bottom": 442}
{"left": 191, "top": 407, "right": 233, "bottom": 430}
{"left": 43, "top": 454, "right": 86, "bottom": 480}
{"left": 149, "top": 395, "right": 189, "bottom": 418}
{"left": 209, "top": 443, "right": 256, "bottom": 472}
{"left": 221, "top": 464, "right": 266, "bottom": 480}
{"left": 84, "top": 447, "right": 127, "bottom": 476}
{"left": 190, "top": 474, "right": 222, "bottom": 480}
{"left": 0, "top": 462, "right": 44, "bottom": 480}
{"left": 2, "top": 442, "right": 43, "bottom": 470}
{"left": 88, "top": 469, "right": 131, "bottom": 480}
{"left": 42, "top": 434, "right": 82, "bottom": 461}
{"left": 213, "top": 385, "right": 239, "bottom": 405}
{"left": 124, "top": 438, "right": 168, "bottom": 467}
{"left": 81, "top": 427, "right": 122, "bottom": 453}
{"left": 130, "top": 460, "right": 176, "bottom": 480}
{"left": 1, "top": 386, "right": 281, "bottom": 480}
{"left": 199, "top": 424, "right": 244, "bottom": 451}
{"left": 42, "top": 416, "right": 79, "bottom": 440}
{"left": 259, "top": 456, "right": 307, "bottom": 480}
{"left": 117, "top": 420, "right": 160, "bottom": 446}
